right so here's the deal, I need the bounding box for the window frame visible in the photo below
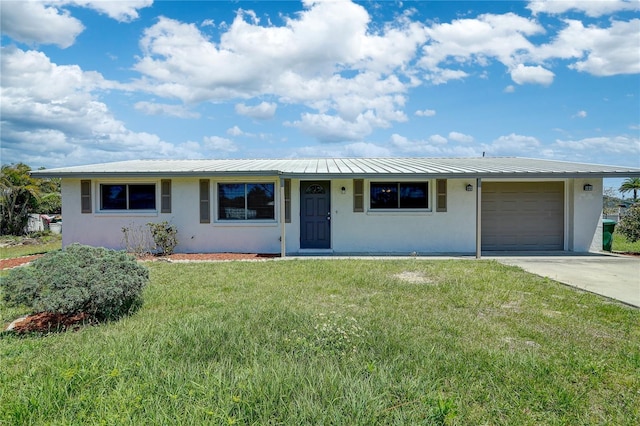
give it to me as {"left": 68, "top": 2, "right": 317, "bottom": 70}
{"left": 98, "top": 182, "right": 157, "bottom": 212}
{"left": 368, "top": 181, "right": 431, "bottom": 212}
{"left": 216, "top": 182, "right": 277, "bottom": 222}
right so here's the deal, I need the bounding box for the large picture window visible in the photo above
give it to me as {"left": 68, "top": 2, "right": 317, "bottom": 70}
{"left": 100, "top": 184, "right": 156, "bottom": 210}
{"left": 370, "top": 182, "right": 428, "bottom": 209}
{"left": 218, "top": 183, "right": 275, "bottom": 220}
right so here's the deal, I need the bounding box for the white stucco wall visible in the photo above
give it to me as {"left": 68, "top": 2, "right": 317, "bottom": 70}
{"left": 568, "top": 178, "right": 603, "bottom": 252}
{"left": 62, "top": 177, "right": 282, "bottom": 253}
{"left": 60, "top": 175, "right": 604, "bottom": 254}
{"left": 287, "top": 178, "right": 477, "bottom": 254}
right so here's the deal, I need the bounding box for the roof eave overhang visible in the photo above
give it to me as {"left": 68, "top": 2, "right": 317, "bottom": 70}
{"left": 30, "top": 170, "right": 283, "bottom": 179}
{"left": 281, "top": 171, "right": 640, "bottom": 179}
{"left": 31, "top": 170, "right": 640, "bottom": 179}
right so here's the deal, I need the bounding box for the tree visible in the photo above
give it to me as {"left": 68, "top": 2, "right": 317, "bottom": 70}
{"left": 0, "top": 163, "right": 61, "bottom": 235}
{"left": 619, "top": 177, "right": 640, "bottom": 202}
{"left": 617, "top": 205, "right": 640, "bottom": 243}
{"left": 1, "top": 163, "right": 41, "bottom": 235}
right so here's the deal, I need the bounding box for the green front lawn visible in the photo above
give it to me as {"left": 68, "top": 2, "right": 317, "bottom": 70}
{"left": 0, "top": 233, "right": 62, "bottom": 259}
{"left": 1, "top": 260, "right": 638, "bottom": 424}
{"left": 612, "top": 231, "right": 640, "bottom": 254}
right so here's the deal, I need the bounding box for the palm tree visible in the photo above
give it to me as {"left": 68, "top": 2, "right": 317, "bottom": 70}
{"left": 619, "top": 177, "right": 640, "bottom": 202}
{"left": 0, "top": 163, "right": 42, "bottom": 235}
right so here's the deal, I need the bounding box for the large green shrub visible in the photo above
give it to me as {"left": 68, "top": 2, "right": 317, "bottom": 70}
{"left": 1, "top": 244, "right": 148, "bottom": 320}
{"left": 616, "top": 205, "right": 640, "bottom": 243}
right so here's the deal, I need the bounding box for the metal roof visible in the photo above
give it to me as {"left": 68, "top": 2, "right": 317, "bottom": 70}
{"left": 30, "top": 157, "right": 640, "bottom": 179}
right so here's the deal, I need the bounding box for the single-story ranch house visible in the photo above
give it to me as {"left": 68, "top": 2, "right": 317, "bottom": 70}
{"left": 32, "top": 157, "right": 640, "bottom": 257}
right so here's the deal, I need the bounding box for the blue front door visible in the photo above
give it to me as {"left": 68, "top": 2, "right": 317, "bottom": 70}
{"left": 300, "top": 181, "right": 331, "bottom": 249}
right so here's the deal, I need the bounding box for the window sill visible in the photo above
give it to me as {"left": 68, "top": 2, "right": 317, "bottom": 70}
{"left": 366, "top": 209, "right": 433, "bottom": 216}
{"left": 213, "top": 220, "right": 279, "bottom": 227}
{"left": 95, "top": 211, "right": 159, "bottom": 217}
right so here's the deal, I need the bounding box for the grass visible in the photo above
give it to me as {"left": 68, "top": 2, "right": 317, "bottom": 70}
{"left": 0, "top": 233, "right": 62, "bottom": 259}
{"left": 1, "top": 259, "right": 639, "bottom": 424}
{"left": 612, "top": 231, "right": 640, "bottom": 254}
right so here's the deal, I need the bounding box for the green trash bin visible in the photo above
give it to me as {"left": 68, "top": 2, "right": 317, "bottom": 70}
{"left": 602, "top": 219, "right": 616, "bottom": 251}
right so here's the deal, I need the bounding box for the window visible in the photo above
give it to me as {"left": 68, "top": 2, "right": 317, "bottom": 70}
{"left": 200, "top": 180, "right": 210, "bottom": 223}
{"left": 161, "top": 179, "right": 171, "bottom": 213}
{"left": 81, "top": 180, "right": 92, "bottom": 213}
{"left": 436, "top": 179, "right": 447, "bottom": 212}
{"left": 370, "top": 182, "right": 428, "bottom": 210}
{"left": 218, "top": 183, "right": 275, "bottom": 220}
{"left": 100, "top": 184, "right": 155, "bottom": 210}
{"left": 353, "top": 179, "right": 364, "bottom": 212}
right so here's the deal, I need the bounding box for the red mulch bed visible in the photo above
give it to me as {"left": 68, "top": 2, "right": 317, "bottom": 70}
{"left": 7, "top": 312, "right": 93, "bottom": 334}
{"left": 0, "top": 254, "right": 44, "bottom": 270}
{"left": 0, "top": 253, "right": 279, "bottom": 270}
{"left": 144, "top": 252, "right": 280, "bottom": 262}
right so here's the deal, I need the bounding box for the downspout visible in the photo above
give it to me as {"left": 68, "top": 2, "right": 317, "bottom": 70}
{"left": 280, "top": 177, "right": 286, "bottom": 258}
{"left": 476, "top": 177, "right": 482, "bottom": 259}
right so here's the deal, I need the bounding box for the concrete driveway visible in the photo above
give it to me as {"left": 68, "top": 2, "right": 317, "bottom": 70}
{"left": 489, "top": 253, "right": 640, "bottom": 307}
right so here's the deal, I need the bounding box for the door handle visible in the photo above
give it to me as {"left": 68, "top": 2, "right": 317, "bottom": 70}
{"left": 327, "top": 212, "right": 331, "bottom": 221}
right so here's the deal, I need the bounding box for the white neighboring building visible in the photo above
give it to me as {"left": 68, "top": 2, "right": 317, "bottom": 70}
{"left": 31, "top": 157, "right": 640, "bottom": 257}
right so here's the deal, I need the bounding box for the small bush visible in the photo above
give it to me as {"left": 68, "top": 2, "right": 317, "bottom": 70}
{"left": 121, "top": 222, "right": 154, "bottom": 256}
{"left": 1, "top": 244, "right": 148, "bottom": 321}
{"left": 616, "top": 205, "right": 640, "bottom": 242}
{"left": 147, "top": 221, "right": 178, "bottom": 255}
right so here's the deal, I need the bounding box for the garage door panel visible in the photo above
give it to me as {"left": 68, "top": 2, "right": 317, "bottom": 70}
{"left": 482, "top": 182, "right": 564, "bottom": 251}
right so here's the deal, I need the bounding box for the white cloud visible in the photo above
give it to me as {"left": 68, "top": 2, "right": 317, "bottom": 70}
{"left": 293, "top": 142, "right": 393, "bottom": 158}
{"left": 134, "top": 101, "right": 200, "bottom": 118}
{"left": 549, "top": 136, "right": 640, "bottom": 165}
{"left": 287, "top": 113, "right": 374, "bottom": 143}
{"left": 420, "top": 10, "right": 640, "bottom": 84}
{"left": 573, "top": 110, "right": 588, "bottom": 118}
{"left": 527, "top": 0, "right": 640, "bottom": 18}
{"left": 510, "top": 64, "right": 555, "bottom": 85}
{"left": 132, "top": 1, "right": 427, "bottom": 141}
{"left": 227, "top": 126, "right": 245, "bottom": 136}
{"left": 569, "top": 20, "right": 640, "bottom": 76}
{"left": 203, "top": 136, "right": 238, "bottom": 153}
{"left": 235, "top": 102, "right": 277, "bottom": 119}
{"left": 390, "top": 133, "right": 411, "bottom": 147}
{"left": 533, "top": 19, "right": 640, "bottom": 76}
{"left": 449, "top": 131, "right": 474, "bottom": 143}
{"left": 429, "top": 134, "right": 448, "bottom": 145}
{"left": 0, "top": 1, "right": 85, "bottom": 48}
{"left": 69, "top": 0, "right": 153, "bottom": 22}
{"left": 424, "top": 68, "right": 469, "bottom": 85}
{"left": 293, "top": 132, "right": 640, "bottom": 166}
{"left": 483, "top": 133, "right": 543, "bottom": 156}
{"left": 420, "top": 13, "right": 544, "bottom": 81}
{"left": 0, "top": 1, "right": 152, "bottom": 48}
{"left": 415, "top": 109, "right": 436, "bottom": 117}
{"left": 0, "top": 47, "right": 192, "bottom": 168}
{"left": 388, "top": 133, "right": 479, "bottom": 156}
{"left": 553, "top": 136, "right": 640, "bottom": 156}
{"left": 504, "top": 85, "right": 515, "bottom": 93}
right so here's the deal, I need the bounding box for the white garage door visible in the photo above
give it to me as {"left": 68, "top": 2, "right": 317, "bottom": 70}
{"left": 482, "top": 182, "right": 564, "bottom": 251}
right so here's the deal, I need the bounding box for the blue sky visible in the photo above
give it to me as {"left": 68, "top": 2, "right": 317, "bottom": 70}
{"left": 1, "top": 0, "right": 639, "bottom": 188}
